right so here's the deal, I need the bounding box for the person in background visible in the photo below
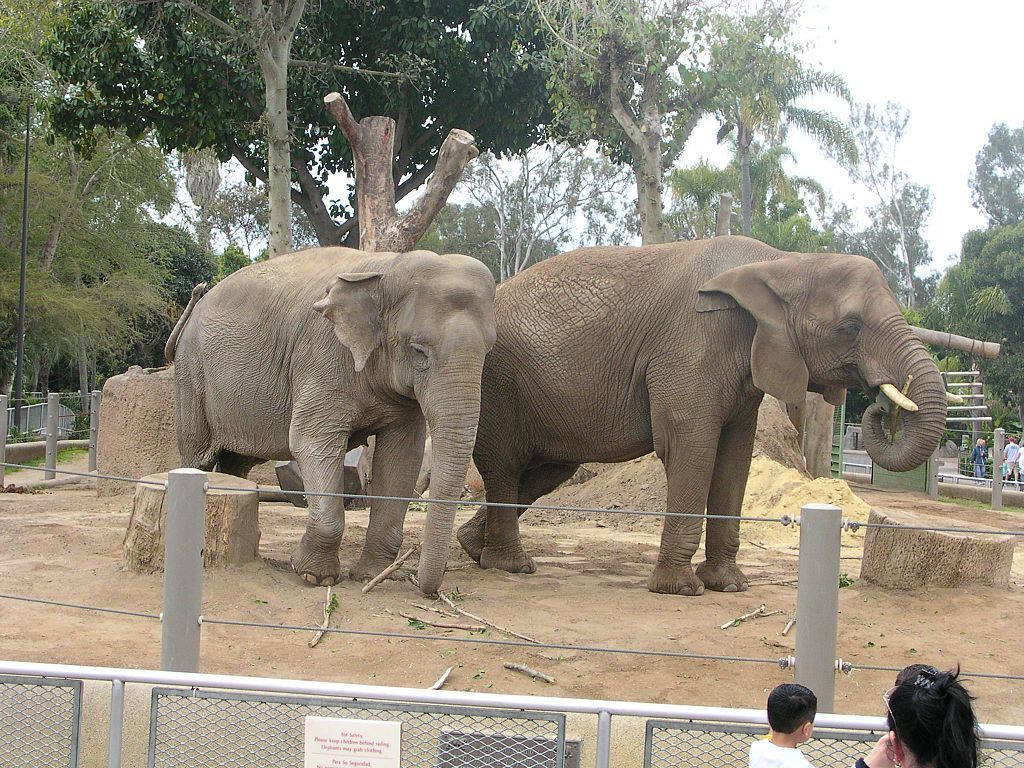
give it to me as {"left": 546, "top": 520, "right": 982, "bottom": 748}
{"left": 854, "top": 666, "right": 979, "bottom": 768}
{"left": 970, "top": 438, "right": 988, "bottom": 485}
{"left": 749, "top": 683, "right": 817, "bottom": 768}
{"left": 1006, "top": 436, "right": 1021, "bottom": 488}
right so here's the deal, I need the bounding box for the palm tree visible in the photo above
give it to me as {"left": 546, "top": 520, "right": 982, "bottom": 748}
{"left": 714, "top": 12, "right": 857, "bottom": 236}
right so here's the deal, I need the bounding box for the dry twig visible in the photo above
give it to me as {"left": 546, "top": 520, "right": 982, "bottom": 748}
{"left": 720, "top": 604, "right": 783, "bottom": 630}
{"left": 782, "top": 618, "right": 796, "bottom": 637}
{"left": 504, "top": 662, "right": 555, "bottom": 684}
{"left": 430, "top": 666, "right": 455, "bottom": 690}
{"left": 398, "top": 611, "right": 486, "bottom": 632}
{"left": 308, "top": 586, "right": 336, "bottom": 648}
{"left": 361, "top": 548, "right": 417, "bottom": 594}
{"left": 439, "top": 592, "right": 540, "bottom": 644}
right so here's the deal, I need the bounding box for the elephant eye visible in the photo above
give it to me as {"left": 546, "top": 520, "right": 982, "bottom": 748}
{"left": 410, "top": 342, "right": 430, "bottom": 371}
{"left": 835, "top": 317, "right": 861, "bottom": 340}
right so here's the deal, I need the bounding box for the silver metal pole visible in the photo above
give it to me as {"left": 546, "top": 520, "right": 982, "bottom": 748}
{"left": 44, "top": 392, "right": 59, "bottom": 480}
{"left": 992, "top": 428, "right": 1004, "bottom": 511}
{"left": 595, "top": 710, "right": 611, "bottom": 768}
{"left": 107, "top": 679, "right": 125, "bottom": 768}
{"left": 12, "top": 102, "right": 29, "bottom": 433}
{"left": 88, "top": 389, "right": 101, "bottom": 473}
{"left": 927, "top": 450, "right": 939, "bottom": 501}
{"left": 0, "top": 394, "right": 7, "bottom": 488}
{"left": 795, "top": 503, "right": 842, "bottom": 712}
{"left": 161, "top": 468, "right": 206, "bottom": 672}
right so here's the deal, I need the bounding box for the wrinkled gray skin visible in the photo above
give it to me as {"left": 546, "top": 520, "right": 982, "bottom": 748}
{"left": 458, "top": 236, "right": 946, "bottom": 595}
{"left": 169, "top": 247, "right": 496, "bottom": 594}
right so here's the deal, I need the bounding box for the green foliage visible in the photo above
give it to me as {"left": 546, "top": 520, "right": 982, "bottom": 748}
{"left": 928, "top": 222, "right": 1024, "bottom": 422}
{"left": 43, "top": 0, "right": 553, "bottom": 241}
{"left": 216, "top": 244, "right": 250, "bottom": 282}
{"left": 970, "top": 123, "right": 1024, "bottom": 227}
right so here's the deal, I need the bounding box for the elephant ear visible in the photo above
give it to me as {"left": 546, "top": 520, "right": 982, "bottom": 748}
{"left": 314, "top": 272, "right": 383, "bottom": 372}
{"left": 696, "top": 260, "right": 808, "bottom": 407}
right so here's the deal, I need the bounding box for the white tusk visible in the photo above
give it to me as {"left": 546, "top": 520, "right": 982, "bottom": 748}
{"left": 946, "top": 391, "right": 964, "bottom": 405}
{"left": 880, "top": 383, "right": 919, "bottom": 412}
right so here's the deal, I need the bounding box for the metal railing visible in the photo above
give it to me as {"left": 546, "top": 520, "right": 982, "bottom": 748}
{"left": 2, "top": 661, "right": 1023, "bottom": 768}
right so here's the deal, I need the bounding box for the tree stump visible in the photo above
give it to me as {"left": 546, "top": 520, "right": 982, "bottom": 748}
{"left": 860, "top": 507, "right": 1014, "bottom": 589}
{"left": 123, "top": 472, "right": 261, "bottom": 572}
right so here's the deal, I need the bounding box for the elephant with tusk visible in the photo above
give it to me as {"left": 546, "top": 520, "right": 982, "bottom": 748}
{"left": 457, "top": 235, "right": 949, "bottom": 595}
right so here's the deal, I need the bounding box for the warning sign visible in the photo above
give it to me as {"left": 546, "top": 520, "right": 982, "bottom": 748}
{"left": 303, "top": 716, "right": 402, "bottom": 768}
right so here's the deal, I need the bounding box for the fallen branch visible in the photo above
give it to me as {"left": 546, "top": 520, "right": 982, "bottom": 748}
{"left": 412, "top": 602, "right": 458, "bottom": 618}
{"left": 504, "top": 662, "right": 555, "bottom": 684}
{"left": 398, "top": 611, "right": 486, "bottom": 632}
{"left": 430, "top": 666, "right": 455, "bottom": 690}
{"left": 782, "top": 618, "right": 796, "bottom": 637}
{"left": 361, "top": 548, "right": 417, "bottom": 594}
{"left": 308, "top": 586, "right": 337, "bottom": 648}
{"left": 439, "top": 592, "right": 540, "bottom": 644}
{"left": 720, "top": 604, "right": 782, "bottom": 630}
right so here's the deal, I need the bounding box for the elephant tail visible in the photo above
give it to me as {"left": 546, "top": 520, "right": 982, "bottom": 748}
{"left": 164, "top": 282, "right": 208, "bottom": 364}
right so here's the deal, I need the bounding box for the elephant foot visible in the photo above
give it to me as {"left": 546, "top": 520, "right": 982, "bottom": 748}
{"left": 349, "top": 552, "right": 405, "bottom": 583}
{"left": 479, "top": 545, "right": 536, "bottom": 574}
{"left": 456, "top": 515, "right": 486, "bottom": 563}
{"left": 696, "top": 560, "right": 749, "bottom": 593}
{"left": 647, "top": 565, "right": 705, "bottom": 596}
{"left": 290, "top": 542, "right": 342, "bottom": 587}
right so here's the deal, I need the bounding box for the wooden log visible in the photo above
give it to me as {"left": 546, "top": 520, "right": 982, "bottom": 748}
{"left": 909, "top": 326, "right": 1001, "bottom": 359}
{"left": 123, "top": 471, "right": 261, "bottom": 572}
{"left": 859, "top": 507, "right": 1014, "bottom": 589}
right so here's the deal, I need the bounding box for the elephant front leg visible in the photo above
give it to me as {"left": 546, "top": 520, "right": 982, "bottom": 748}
{"left": 351, "top": 417, "right": 426, "bottom": 582}
{"left": 697, "top": 409, "right": 757, "bottom": 593}
{"left": 290, "top": 446, "right": 350, "bottom": 586}
{"left": 649, "top": 416, "right": 719, "bottom": 596}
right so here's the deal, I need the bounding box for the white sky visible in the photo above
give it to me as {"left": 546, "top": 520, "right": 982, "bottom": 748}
{"left": 684, "top": 0, "right": 1024, "bottom": 272}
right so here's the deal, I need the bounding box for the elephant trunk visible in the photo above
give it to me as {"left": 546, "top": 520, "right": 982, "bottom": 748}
{"left": 416, "top": 370, "right": 483, "bottom": 597}
{"left": 861, "top": 326, "right": 947, "bottom": 473}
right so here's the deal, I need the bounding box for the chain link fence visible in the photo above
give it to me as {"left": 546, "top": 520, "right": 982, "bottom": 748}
{"left": 149, "top": 687, "right": 566, "bottom": 768}
{"left": 643, "top": 719, "right": 1024, "bottom": 768}
{"left": 0, "top": 675, "right": 82, "bottom": 768}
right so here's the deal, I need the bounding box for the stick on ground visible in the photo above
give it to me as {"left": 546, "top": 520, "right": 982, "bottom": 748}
{"left": 398, "top": 611, "right": 486, "bottom": 632}
{"left": 782, "top": 618, "right": 796, "bottom": 637}
{"left": 308, "top": 586, "right": 335, "bottom": 648}
{"left": 439, "top": 592, "right": 539, "bottom": 644}
{"left": 430, "top": 666, "right": 455, "bottom": 690}
{"left": 361, "top": 548, "right": 417, "bottom": 594}
{"left": 504, "top": 662, "right": 555, "bottom": 684}
{"left": 720, "top": 604, "right": 783, "bottom": 630}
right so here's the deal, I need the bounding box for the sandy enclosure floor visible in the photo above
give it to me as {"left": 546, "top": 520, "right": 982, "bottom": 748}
{"left": 1, "top": 479, "right": 1023, "bottom": 724}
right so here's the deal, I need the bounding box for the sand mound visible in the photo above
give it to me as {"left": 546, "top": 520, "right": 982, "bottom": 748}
{"left": 532, "top": 455, "right": 870, "bottom": 548}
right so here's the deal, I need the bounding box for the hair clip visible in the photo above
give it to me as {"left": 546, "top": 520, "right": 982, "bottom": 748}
{"left": 913, "top": 667, "right": 939, "bottom": 688}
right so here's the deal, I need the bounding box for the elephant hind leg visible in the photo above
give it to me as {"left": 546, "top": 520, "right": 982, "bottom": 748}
{"left": 217, "top": 450, "right": 262, "bottom": 479}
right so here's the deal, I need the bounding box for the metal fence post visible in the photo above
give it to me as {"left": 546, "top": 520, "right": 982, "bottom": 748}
{"left": 88, "top": 389, "right": 101, "bottom": 473}
{"left": 795, "top": 503, "right": 842, "bottom": 713}
{"left": 108, "top": 679, "right": 125, "bottom": 768}
{"left": 595, "top": 710, "right": 611, "bottom": 768}
{"left": 0, "top": 394, "right": 7, "bottom": 488}
{"left": 44, "top": 392, "right": 59, "bottom": 480}
{"left": 992, "top": 428, "right": 1004, "bottom": 511}
{"left": 926, "top": 449, "right": 939, "bottom": 500}
{"left": 161, "top": 468, "right": 207, "bottom": 672}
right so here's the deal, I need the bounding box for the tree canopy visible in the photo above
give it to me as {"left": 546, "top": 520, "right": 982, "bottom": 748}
{"left": 970, "top": 122, "right": 1024, "bottom": 228}
{"left": 44, "top": 0, "right": 553, "bottom": 247}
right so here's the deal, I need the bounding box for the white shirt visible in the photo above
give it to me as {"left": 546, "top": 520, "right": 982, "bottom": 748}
{"left": 1006, "top": 443, "right": 1020, "bottom": 464}
{"left": 749, "top": 738, "right": 815, "bottom": 768}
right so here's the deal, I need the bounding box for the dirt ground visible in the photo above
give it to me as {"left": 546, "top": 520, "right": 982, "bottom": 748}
{"left": 1, "top": 462, "right": 1023, "bottom": 724}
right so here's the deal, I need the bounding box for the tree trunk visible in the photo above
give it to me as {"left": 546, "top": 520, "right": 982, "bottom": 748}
{"left": 716, "top": 193, "right": 733, "bottom": 236}
{"left": 260, "top": 45, "right": 293, "bottom": 258}
{"left": 738, "top": 122, "right": 753, "bottom": 237}
{"left": 323, "top": 92, "right": 478, "bottom": 252}
{"left": 78, "top": 336, "right": 89, "bottom": 405}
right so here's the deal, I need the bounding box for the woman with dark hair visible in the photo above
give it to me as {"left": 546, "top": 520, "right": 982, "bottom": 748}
{"left": 856, "top": 666, "right": 980, "bottom": 768}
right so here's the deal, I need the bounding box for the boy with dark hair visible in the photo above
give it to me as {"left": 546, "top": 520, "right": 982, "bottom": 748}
{"left": 749, "top": 683, "right": 817, "bottom": 768}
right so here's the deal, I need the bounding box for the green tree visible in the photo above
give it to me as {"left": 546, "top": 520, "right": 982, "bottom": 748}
{"left": 927, "top": 223, "right": 1024, "bottom": 423}
{"left": 712, "top": 6, "right": 854, "bottom": 236}
{"left": 970, "top": 123, "right": 1024, "bottom": 227}
{"left": 44, "top": 0, "right": 552, "bottom": 249}
{"left": 217, "top": 243, "right": 250, "bottom": 281}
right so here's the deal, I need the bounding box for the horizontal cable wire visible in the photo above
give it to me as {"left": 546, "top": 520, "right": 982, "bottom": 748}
{"left": 0, "top": 462, "right": 165, "bottom": 487}
{"left": 207, "top": 483, "right": 792, "bottom": 523}
{"left": 0, "top": 592, "right": 160, "bottom": 620}
{"left": 200, "top": 616, "right": 783, "bottom": 666}
{"left": 847, "top": 662, "right": 1024, "bottom": 682}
